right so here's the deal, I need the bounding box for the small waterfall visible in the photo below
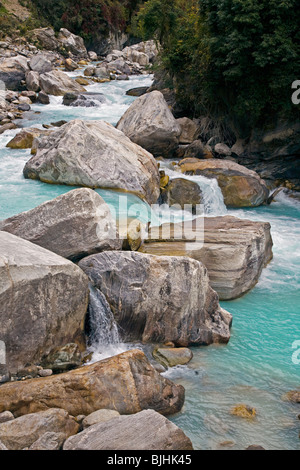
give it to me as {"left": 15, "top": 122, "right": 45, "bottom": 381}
{"left": 86, "top": 284, "right": 122, "bottom": 361}
{"left": 159, "top": 162, "right": 227, "bottom": 216}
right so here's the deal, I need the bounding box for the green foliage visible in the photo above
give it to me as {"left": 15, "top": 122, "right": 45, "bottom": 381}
{"left": 0, "top": 3, "right": 19, "bottom": 39}
{"left": 134, "top": 0, "right": 300, "bottom": 136}
{"left": 30, "top": 0, "right": 145, "bottom": 42}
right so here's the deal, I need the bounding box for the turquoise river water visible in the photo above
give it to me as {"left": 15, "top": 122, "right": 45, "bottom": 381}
{"left": 0, "top": 71, "right": 299, "bottom": 450}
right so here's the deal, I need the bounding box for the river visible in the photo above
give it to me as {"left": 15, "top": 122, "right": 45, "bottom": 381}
{"left": 0, "top": 70, "right": 299, "bottom": 450}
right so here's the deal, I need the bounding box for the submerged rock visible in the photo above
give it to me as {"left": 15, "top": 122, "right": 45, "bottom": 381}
{"left": 79, "top": 251, "right": 232, "bottom": 346}
{"left": 23, "top": 119, "right": 160, "bottom": 204}
{"left": 0, "top": 231, "right": 89, "bottom": 374}
{"left": 139, "top": 215, "right": 273, "bottom": 300}
{"left": 117, "top": 90, "right": 181, "bottom": 157}
{"left": 63, "top": 409, "right": 193, "bottom": 450}
{"left": 0, "top": 409, "right": 79, "bottom": 451}
{"left": 179, "top": 158, "right": 269, "bottom": 207}
{"left": 0, "top": 350, "right": 185, "bottom": 418}
{"left": 153, "top": 348, "right": 193, "bottom": 368}
{"left": 230, "top": 404, "right": 257, "bottom": 419}
{"left": 0, "top": 189, "right": 122, "bottom": 261}
{"left": 62, "top": 92, "right": 106, "bottom": 107}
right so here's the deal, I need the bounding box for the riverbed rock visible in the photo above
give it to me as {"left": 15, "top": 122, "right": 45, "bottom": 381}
{"left": 79, "top": 251, "right": 232, "bottom": 346}
{"left": 179, "top": 158, "right": 269, "bottom": 207}
{"left": 153, "top": 348, "right": 193, "bottom": 368}
{"left": 161, "top": 177, "right": 203, "bottom": 209}
{"left": 37, "top": 90, "right": 50, "bottom": 104}
{"left": 63, "top": 409, "right": 193, "bottom": 450}
{"left": 82, "top": 410, "right": 120, "bottom": 429}
{"left": 0, "top": 55, "right": 29, "bottom": 90}
{"left": 28, "top": 27, "right": 60, "bottom": 51}
{"left": 282, "top": 390, "right": 300, "bottom": 403}
{"left": 0, "top": 188, "right": 122, "bottom": 261}
{"left": 0, "top": 411, "right": 14, "bottom": 424}
{"left": 29, "top": 54, "right": 53, "bottom": 75}
{"left": 0, "top": 231, "right": 89, "bottom": 373}
{"left": 0, "top": 350, "right": 185, "bottom": 418}
{"left": 25, "top": 71, "right": 40, "bottom": 92}
{"left": 126, "top": 86, "right": 148, "bottom": 97}
{"left": 39, "top": 69, "right": 86, "bottom": 96}
{"left": 28, "top": 432, "right": 66, "bottom": 451}
{"left": 230, "top": 404, "right": 257, "bottom": 419}
{"left": 23, "top": 119, "right": 160, "bottom": 204}
{"left": 139, "top": 215, "right": 273, "bottom": 300}
{"left": 0, "top": 409, "right": 79, "bottom": 451}
{"left": 183, "top": 140, "right": 214, "bottom": 159}
{"left": 6, "top": 128, "right": 46, "bottom": 149}
{"left": 58, "top": 28, "right": 88, "bottom": 57}
{"left": 116, "top": 90, "right": 181, "bottom": 157}
{"left": 177, "top": 117, "right": 201, "bottom": 144}
{"left": 62, "top": 91, "right": 106, "bottom": 107}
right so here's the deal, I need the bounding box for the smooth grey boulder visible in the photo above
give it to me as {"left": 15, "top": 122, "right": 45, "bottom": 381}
{"left": 58, "top": 28, "right": 88, "bottom": 57}
{"left": 62, "top": 92, "right": 106, "bottom": 107}
{"left": 0, "top": 231, "right": 89, "bottom": 373}
{"left": 79, "top": 251, "right": 232, "bottom": 346}
{"left": 0, "top": 55, "right": 29, "bottom": 90}
{"left": 117, "top": 90, "right": 181, "bottom": 157}
{"left": 39, "top": 69, "right": 86, "bottom": 96}
{"left": 0, "top": 409, "right": 79, "bottom": 451}
{"left": 0, "top": 350, "right": 185, "bottom": 418}
{"left": 25, "top": 70, "right": 40, "bottom": 92}
{"left": 23, "top": 119, "right": 160, "bottom": 204}
{"left": 139, "top": 216, "right": 273, "bottom": 300}
{"left": 0, "top": 189, "right": 122, "bottom": 261}
{"left": 29, "top": 54, "right": 52, "bottom": 74}
{"left": 63, "top": 409, "right": 193, "bottom": 450}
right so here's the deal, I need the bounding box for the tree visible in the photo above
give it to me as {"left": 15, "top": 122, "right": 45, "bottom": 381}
{"left": 134, "top": 0, "right": 300, "bottom": 137}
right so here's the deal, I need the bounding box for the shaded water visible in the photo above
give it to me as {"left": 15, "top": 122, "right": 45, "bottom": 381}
{"left": 0, "top": 71, "right": 299, "bottom": 450}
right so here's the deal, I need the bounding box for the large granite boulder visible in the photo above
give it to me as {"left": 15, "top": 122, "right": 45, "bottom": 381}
{"left": 27, "top": 27, "right": 60, "bottom": 51}
{"left": 29, "top": 54, "right": 53, "bottom": 75}
{"left": 25, "top": 71, "right": 40, "bottom": 92}
{"left": 0, "top": 189, "right": 122, "bottom": 261}
{"left": 139, "top": 216, "right": 273, "bottom": 300}
{"left": 179, "top": 158, "right": 269, "bottom": 207}
{"left": 63, "top": 409, "right": 193, "bottom": 450}
{"left": 79, "top": 251, "right": 232, "bottom": 346}
{"left": 0, "top": 409, "right": 79, "bottom": 451}
{"left": 117, "top": 91, "right": 181, "bottom": 157}
{"left": 0, "top": 231, "right": 89, "bottom": 373}
{"left": 39, "top": 69, "right": 86, "bottom": 96}
{"left": 58, "top": 28, "right": 88, "bottom": 57}
{"left": 0, "top": 350, "right": 185, "bottom": 418}
{"left": 23, "top": 119, "right": 160, "bottom": 205}
{"left": 0, "top": 55, "right": 29, "bottom": 90}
